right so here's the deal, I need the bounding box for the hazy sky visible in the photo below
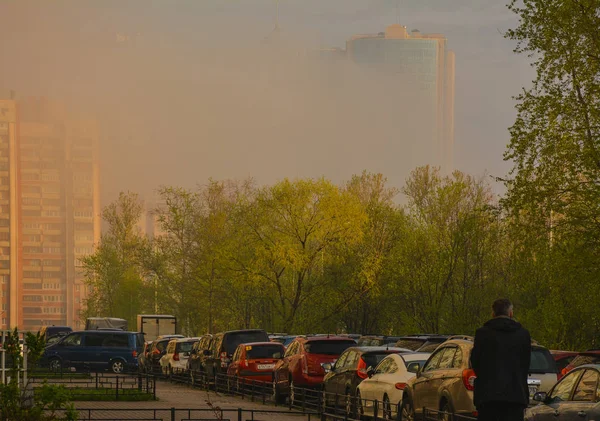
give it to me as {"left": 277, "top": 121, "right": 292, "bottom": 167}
{"left": 0, "top": 0, "right": 532, "bottom": 202}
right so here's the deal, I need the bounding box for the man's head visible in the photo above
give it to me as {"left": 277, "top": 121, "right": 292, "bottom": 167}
{"left": 492, "top": 298, "right": 514, "bottom": 318}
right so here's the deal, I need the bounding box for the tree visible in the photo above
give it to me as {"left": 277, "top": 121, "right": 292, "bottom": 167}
{"left": 502, "top": 0, "right": 600, "bottom": 348}
{"left": 392, "top": 166, "right": 503, "bottom": 334}
{"left": 235, "top": 178, "right": 366, "bottom": 332}
{"left": 81, "top": 192, "right": 150, "bottom": 326}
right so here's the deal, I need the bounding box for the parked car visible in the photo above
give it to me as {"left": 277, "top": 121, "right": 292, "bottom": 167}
{"left": 269, "top": 336, "right": 297, "bottom": 348}
{"left": 356, "top": 336, "right": 404, "bottom": 347}
{"left": 272, "top": 336, "right": 356, "bottom": 404}
{"left": 137, "top": 341, "right": 152, "bottom": 372}
{"left": 400, "top": 339, "right": 558, "bottom": 420}
{"left": 394, "top": 335, "right": 445, "bottom": 351}
{"left": 42, "top": 330, "right": 144, "bottom": 373}
{"left": 526, "top": 364, "right": 600, "bottom": 421}
{"left": 560, "top": 351, "right": 600, "bottom": 377}
{"left": 400, "top": 339, "right": 477, "bottom": 420}
{"left": 551, "top": 351, "right": 580, "bottom": 379}
{"left": 202, "top": 330, "right": 270, "bottom": 382}
{"left": 39, "top": 326, "right": 73, "bottom": 344}
{"left": 159, "top": 338, "right": 199, "bottom": 377}
{"left": 528, "top": 345, "right": 560, "bottom": 396}
{"left": 148, "top": 334, "right": 185, "bottom": 374}
{"left": 357, "top": 352, "right": 430, "bottom": 419}
{"left": 322, "top": 346, "right": 413, "bottom": 411}
{"left": 187, "top": 334, "right": 213, "bottom": 384}
{"left": 227, "top": 342, "right": 285, "bottom": 386}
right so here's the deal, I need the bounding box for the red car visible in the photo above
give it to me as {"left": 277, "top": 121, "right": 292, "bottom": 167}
{"left": 272, "top": 336, "right": 356, "bottom": 404}
{"left": 550, "top": 350, "right": 580, "bottom": 379}
{"left": 227, "top": 342, "right": 285, "bottom": 383}
{"left": 560, "top": 351, "right": 600, "bottom": 378}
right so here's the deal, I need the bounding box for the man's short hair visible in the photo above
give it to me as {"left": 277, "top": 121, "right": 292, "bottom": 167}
{"left": 492, "top": 298, "right": 513, "bottom": 317}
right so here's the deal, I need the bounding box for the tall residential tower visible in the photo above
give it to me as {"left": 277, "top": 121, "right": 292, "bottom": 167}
{"left": 346, "top": 24, "right": 455, "bottom": 171}
{"left": 0, "top": 98, "right": 100, "bottom": 331}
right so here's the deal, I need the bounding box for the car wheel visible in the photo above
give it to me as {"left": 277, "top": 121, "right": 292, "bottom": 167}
{"left": 383, "top": 395, "right": 393, "bottom": 420}
{"left": 400, "top": 396, "right": 415, "bottom": 421}
{"left": 110, "top": 359, "right": 125, "bottom": 374}
{"left": 439, "top": 400, "right": 453, "bottom": 421}
{"left": 356, "top": 389, "right": 365, "bottom": 418}
{"left": 49, "top": 358, "right": 61, "bottom": 372}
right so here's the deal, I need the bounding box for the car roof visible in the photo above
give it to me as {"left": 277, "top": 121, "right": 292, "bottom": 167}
{"left": 78, "top": 330, "right": 134, "bottom": 334}
{"left": 401, "top": 352, "right": 431, "bottom": 361}
{"left": 240, "top": 342, "right": 284, "bottom": 347}
{"left": 349, "top": 346, "right": 413, "bottom": 353}
{"left": 302, "top": 336, "right": 357, "bottom": 342}
{"left": 223, "top": 329, "right": 266, "bottom": 334}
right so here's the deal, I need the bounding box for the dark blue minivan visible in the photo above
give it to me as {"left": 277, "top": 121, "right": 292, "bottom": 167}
{"left": 42, "top": 330, "right": 145, "bottom": 373}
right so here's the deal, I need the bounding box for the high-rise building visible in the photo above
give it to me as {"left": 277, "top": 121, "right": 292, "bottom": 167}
{"left": 346, "top": 24, "right": 455, "bottom": 171}
{"left": 0, "top": 97, "right": 100, "bottom": 331}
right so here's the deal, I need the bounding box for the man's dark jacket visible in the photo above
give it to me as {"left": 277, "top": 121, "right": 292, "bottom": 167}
{"left": 470, "top": 317, "right": 531, "bottom": 408}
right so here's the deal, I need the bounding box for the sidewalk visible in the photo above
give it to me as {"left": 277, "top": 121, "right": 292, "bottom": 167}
{"left": 73, "top": 379, "right": 316, "bottom": 421}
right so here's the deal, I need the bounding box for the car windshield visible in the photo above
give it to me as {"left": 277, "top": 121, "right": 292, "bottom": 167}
{"left": 362, "top": 352, "right": 394, "bottom": 368}
{"left": 395, "top": 339, "right": 426, "bottom": 351}
{"left": 225, "top": 332, "right": 268, "bottom": 355}
{"left": 304, "top": 340, "right": 355, "bottom": 355}
{"left": 530, "top": 348, "right": 558, "bottom": 373}
{"left": 247, "top": 344, "right": 284, "bottom": 359}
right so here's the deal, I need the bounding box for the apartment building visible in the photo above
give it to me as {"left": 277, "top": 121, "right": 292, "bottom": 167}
{"left": 0, "top": 97, "right": 100, "bottom": 331}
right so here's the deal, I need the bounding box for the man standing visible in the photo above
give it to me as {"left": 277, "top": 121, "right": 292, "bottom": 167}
{"left": 470, "top": 298, "right": 531, "bottom": 421}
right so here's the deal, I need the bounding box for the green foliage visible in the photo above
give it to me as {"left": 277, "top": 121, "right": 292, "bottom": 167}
{"left": 81, "top": 192, "right": 151, "bottom": 327}
{"left": 0, "top": 381, "right": 77, "bottom": 421}
{"left": 25, "top": 332, "right": 46, "bottom": 369}
{"left": 502, "top": 0, "right": 600, "bottom": 349}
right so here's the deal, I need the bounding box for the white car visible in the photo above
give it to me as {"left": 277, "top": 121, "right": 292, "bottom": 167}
{"left": 159, "top": 338, "right": 199, "bottom": 376}
{"left": 357, "top": 352, "right": 430, "bottom": 418}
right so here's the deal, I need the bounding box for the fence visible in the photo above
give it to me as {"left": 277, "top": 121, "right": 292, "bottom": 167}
{"left": 29, "top": 371, "right": 157, "bottom": 401}
{"left": 60, "top": 407, "right": 320, "bottom": 421}
{"left": 151, "top": 366, "right": 477, "bottom": 421}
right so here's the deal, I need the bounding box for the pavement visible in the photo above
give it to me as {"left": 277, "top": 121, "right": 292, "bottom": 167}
{"left": 71, "top": 378, "right": 318, "bottom": 421}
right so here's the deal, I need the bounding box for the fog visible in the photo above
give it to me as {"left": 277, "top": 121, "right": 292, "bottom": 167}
{"left": 0, "top": 0, "right": 532, "bottom": 203}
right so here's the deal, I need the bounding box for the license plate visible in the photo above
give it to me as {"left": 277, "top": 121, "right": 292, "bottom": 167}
{"left": 528, "top": 386, "right": 538, "bottom": 396}
{"left": 257, "top": 364, "right": 275, "bottom": 370}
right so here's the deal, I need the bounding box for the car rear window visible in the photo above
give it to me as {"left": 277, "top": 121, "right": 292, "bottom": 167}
{"left": 177, "top": 341, "right": 195, "bottom": 353}
{"left": 362, "top": 352, "right": 394, "bottom": 368}
{"left": 225, "top": 331, "right": 269, "bottom": 355}
{"left": 530, "top": 348, "right": 558, "bottom": 374}
{"left": 569, "top": 355, "right": 600, "bottom": 369}
{"left": 304, "top": 340, "right": 355, "bottom": 355}
{"left": 247, "top": 344, "right": 284, "bottom": 359}
{"left": 395, "top": 339, "right": 426, "bottom": 350}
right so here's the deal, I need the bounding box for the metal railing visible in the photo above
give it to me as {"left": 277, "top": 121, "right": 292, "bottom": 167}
{"left": 146, "top": 367, "right": 477, "bottom": 421}
{"left": 29, "top": 371, "right": 157, "bottom": 401}
{"left": 57, "top": 407, "right": 320, "bottom": 421}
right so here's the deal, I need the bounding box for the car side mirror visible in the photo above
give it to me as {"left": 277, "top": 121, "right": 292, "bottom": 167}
{"left": 322, "top": 363, "right": 333, "bottom": 373}
{"left": 203, "top": 350, "right": 211, "bottom": 356}
{"left": 533, "top": 392, "right": 547, "bottom": 403}
{"left": 407, "top": 362, "right": 421, "bottom": 374}
{"left": 367, "top": 366, "right": 375, "bottom": 378}
{"left": 416, "top": 368, "right": 422, "bottom": 378}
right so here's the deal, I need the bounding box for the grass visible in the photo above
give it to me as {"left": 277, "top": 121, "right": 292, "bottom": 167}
{"left": 35, "top": 387, "right": 156, "bottom": 402}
